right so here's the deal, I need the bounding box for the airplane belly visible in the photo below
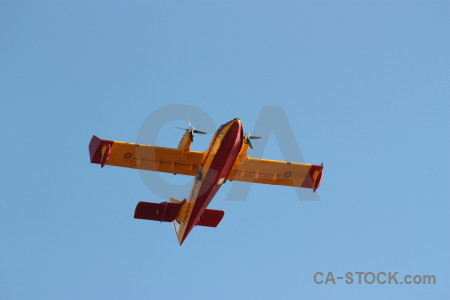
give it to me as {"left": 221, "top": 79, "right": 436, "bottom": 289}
{"left": 177, "top": 120, "right": 243, "bottom": 244}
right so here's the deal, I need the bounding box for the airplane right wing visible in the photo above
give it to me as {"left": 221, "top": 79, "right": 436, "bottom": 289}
{"left": 227, "top": 157, "right": 323, "bottom": 191}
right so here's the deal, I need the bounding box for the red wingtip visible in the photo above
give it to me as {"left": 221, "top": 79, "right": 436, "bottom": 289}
{"left": 89, "top": 135, "right": 101, "bottom": 163}
{"left": 313, "top": 166, "right": 323, "bottom": 192}
{"left": 89, "top": 135, "right": 114, "bottom": 165}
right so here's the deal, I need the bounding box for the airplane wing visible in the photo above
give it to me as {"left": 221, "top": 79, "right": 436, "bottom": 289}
{"left": 89, "top": 135, "right": 203, "bottom": 176}
{"left": 227, "top": 157, "right": 323, "bottom": 191}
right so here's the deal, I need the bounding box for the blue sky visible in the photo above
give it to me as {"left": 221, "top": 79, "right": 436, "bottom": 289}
{"left": 1, "top": 1, "right": 449, "bottom": 299}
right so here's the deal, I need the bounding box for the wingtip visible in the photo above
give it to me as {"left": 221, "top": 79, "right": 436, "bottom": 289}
{"left": 313, "top": 167, "right": 323, "bottom": 192}
{"left": 89, "top": 135, "right": 114, "bottom": 166}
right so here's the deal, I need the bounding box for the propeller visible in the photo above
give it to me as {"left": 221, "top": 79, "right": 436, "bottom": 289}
{"left": 175, "top": 119, "right": 207, "bottom": 141}
{"left": 243, "top": 133, "right": 262, "bottom": 150}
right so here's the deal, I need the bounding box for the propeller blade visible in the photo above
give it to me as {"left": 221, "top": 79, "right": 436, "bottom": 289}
{"left": 193, "top": 130, "right": 207, "bottom": 134}
{"left": 243, "top": 133, "right": 261, "bottom": 150}
{"left": 177, "top": 120, "right": 207, "bottom": 141}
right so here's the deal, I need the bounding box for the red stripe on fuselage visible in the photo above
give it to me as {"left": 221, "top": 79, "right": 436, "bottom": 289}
{"left": 179, "top": 120, "right": 243, "bottom": 244}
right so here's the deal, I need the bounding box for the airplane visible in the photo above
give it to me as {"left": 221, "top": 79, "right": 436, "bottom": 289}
{"left": 89, "top": 118, "right": 323, "bottom": 245}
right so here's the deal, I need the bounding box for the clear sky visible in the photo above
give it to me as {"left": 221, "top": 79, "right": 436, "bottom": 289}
{"left": 1, "top": 1, "right": 449, "bottom": 299}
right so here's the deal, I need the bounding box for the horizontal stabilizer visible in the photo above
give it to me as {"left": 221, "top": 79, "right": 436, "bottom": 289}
{"left": 196, "top": 209, "right": 225, "bottom": 227}
{"left": 134, "top": 201, "right": 185, "bottom": 222}
{"left": 135, "top": 201, "right": 225, "bottom": 228}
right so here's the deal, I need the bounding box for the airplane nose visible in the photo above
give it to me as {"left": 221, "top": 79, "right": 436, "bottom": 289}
{"left": 231, "top": 119, "right": 242, "bottom": 129}
{"left": 230, "top": 119, "right": 243, "bottom": 137}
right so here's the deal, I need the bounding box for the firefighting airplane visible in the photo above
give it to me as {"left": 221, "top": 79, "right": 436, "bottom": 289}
{"left": 89, "top": 119, "right": 323, "bottom": 245}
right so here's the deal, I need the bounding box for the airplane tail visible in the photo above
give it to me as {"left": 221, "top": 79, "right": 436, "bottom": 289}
{"left": 134, "top": 199, "right": 224, "bottom": 234}
{"left": 169, "top": 198, "right": 187, "bottom": 238}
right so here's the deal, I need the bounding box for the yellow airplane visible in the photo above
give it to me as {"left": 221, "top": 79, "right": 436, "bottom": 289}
{"left": 89, "top": 119, "right": 323, "bottom": 244}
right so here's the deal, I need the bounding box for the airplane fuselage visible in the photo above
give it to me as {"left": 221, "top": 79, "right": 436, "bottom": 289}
{"left": 175, "top": 119, "right": 243, "bottom": 244}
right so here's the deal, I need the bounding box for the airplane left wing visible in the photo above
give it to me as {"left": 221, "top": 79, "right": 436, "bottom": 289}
{"left": 89, "top": 135, "right": 203, "bottom": 176}
{"left": 227, "top": 157, "right": 323, "bottom": 191}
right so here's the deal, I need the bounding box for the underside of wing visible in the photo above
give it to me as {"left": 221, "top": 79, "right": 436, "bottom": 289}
{"left": 227, "top": 157, "right": 323, "bottom": 191}
{"left": 89, "top": 135, "right": 203, "bottom": 176}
